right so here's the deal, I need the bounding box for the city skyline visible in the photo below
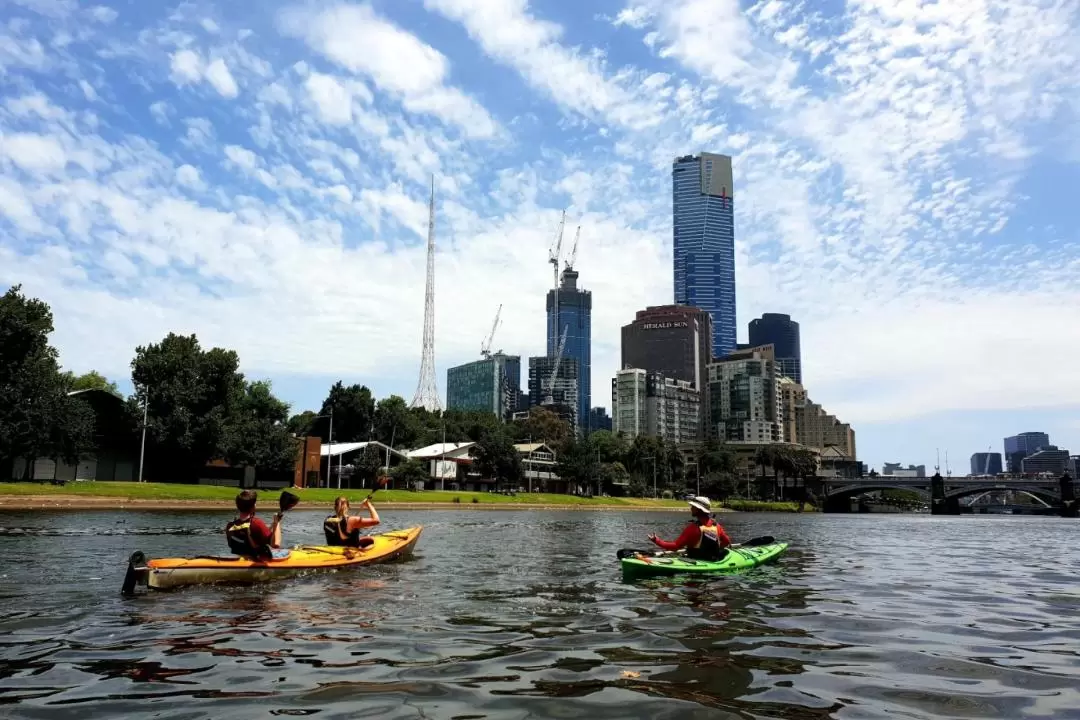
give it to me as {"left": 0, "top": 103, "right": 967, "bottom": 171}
{"left": 2, "top": 1, "right": 1079, "bottom": 473}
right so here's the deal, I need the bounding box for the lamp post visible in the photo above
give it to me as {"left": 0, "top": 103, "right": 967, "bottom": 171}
{"left": 311, "top": 409, "right": 335, "bottom": 488}
{"left": 137, "top": 390, "right": 148, "bottom": 483}
{"left": 643, "top": 455, "right": 657, "bottom": 498}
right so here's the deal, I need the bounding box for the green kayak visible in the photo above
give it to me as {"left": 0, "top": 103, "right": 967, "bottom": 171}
{"left": 618, "top": 539, "right": 789, "bottom": 579}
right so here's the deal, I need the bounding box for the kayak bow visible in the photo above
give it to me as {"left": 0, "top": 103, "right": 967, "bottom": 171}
{"left": 121, "top": 526, "right": 422, "bottom": 593}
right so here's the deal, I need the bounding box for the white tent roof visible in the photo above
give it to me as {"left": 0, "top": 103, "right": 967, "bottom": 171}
{"left": 407, "top": 442, "right": 475, "bottom": 459}
{"left": 321, "top": 441, "right": 407, "bottom": 459}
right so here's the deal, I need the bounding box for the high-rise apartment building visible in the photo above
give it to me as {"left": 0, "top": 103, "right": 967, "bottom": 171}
{"left": 796, "top": 400, "right": 857, "bottom": 459}
{"left": 1020, "top": 446, "right": 1069, "bottom": 475}
{"left": 587, "top": 407, "right": 612, "bottom": 434}
{"left": 446, "top": 353, "right": 520, "bottom": 419}
{"left": 547, "top": 268, "right": 591, "bottom": 437}
{"left": 612, "top": 368, "right": 700, "bottom": 444}
{"left": 748, "top": 313, "right": 802, "bottom": 383}
{"left": 706, "top": 347, "right": 783, "bottom": 443}
{"left": 673, "top": 152, "right": 737, "bottom": 358}
{"left": 612, "top": 368, "right": 647, "bottom": 439}
{"left": 969, "top": 452, "right": 1003, "bottom": 476}
{"left": 528, "top": 355, "right": 580, "bottom": 433}
{"left": 1004, "top": 432, "right": 1050, "bottom": 473}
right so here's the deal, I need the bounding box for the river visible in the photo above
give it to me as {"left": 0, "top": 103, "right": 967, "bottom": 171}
{"left": 1, "top": 509, "right": 1078, "bottom": 719}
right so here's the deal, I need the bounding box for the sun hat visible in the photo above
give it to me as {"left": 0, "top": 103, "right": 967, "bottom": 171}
{"left": 688, "top": 496, "right": 712, "bottom": 514}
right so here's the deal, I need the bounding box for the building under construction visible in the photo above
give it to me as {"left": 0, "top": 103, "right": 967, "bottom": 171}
{"left": 527, "top": 354, "right": 579, "bottom": 433}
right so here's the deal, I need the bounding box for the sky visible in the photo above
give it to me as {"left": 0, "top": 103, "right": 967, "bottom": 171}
{"left": 2, "top": 0, "right": 1079, "bottom": 473}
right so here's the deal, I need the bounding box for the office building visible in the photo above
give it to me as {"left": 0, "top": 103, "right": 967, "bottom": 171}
{"left": 795, "top": 399, "right": 857, "bottom": 459}
{"left": 547, "top": 268, "right": 592, "bottom": 437}
{"left": 748, "top": 313, "right": 802, "bottom": 383}
{"left": 1020, "top": 446, "right": 1070, "bottom": 475}
{"left": 706, "top": 347, "right": 783, "bottom": 443}
{"left": 612, "top": 368, "right": 647, "bottom": 439}
{"left": 673, "top": 152, "right": 737, "bottom": 357}
{"left": 1004, "top": 432, "right": 1051, "bottom": 473}
{"left": 779, "top": 378, "right": 806, "bottom": 447}
{"left": 446, "top": 353, "right": 520, "bottom": 419}
{"left": 528, "top": 355, "right": 580, "bottom": 433}
{"left": 645, "top": 372, "right": 701, "bottom": 444}
{"left": 970, "top": 452, "right": 1003, "bottom": 476}
{"left": 881, "top": 463, "right": 924, "bottom": 477}
{"left": 587, "top": 407, "right": 612, "bottom": 434}
{"left": 621, "top": 304, "right": 713, "bottom": 390}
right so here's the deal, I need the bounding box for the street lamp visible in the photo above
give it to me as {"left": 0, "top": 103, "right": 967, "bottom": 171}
{"left": 137, "top": 389, "right": 148, "bottom": 483}
{"left": 642, "top": 455, "right": 657, "bottom": 498}
{"left": 311, "top": 409, "right": 335, "bottom": 488}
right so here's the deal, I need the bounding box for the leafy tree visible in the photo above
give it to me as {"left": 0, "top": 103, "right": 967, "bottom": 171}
{"left": 65, "top": 370, "right": 121, "bottom": 395}
{"left": 223, "top": 380, "right": 297, "bottom": 472}
{"left": 0, "top": 286, "right": 95, "bottom": 476}
{"left": 287, "top": 410, "right": 318, "bottom": 437}
{"left": 391, "top": 458, "right": 431, "bottom": 488}
{"left": 511, "top": 406, "right": 571, "bottom": 449}
{"left": 472, "top": 427, "right": 522, "bottom": 487}
{"left": 316, "top": 381, "right": 375, "bottom": 442}
{"left": 130, "top": 332, "right": 246, "bottom": 481}
{"left": 351, "top": 445, "right": 387, "bottom": 486}
{"left": 373, "top": 395, "right": 420, "bottom": 449}
{"left": 588, "top": 429, "right": 627, "bottom": 464}
{"left": 598, "top": 461, "right": 630, "bottom": 495}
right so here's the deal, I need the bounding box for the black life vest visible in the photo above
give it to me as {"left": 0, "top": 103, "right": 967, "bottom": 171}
{"left": 225, "top": 516, "right": 272, "bottom": 560}
{"left": 685, "top": 519, "right": 725, "bottom": 561}
{"left": 323, "top": 515, "right": 361, "bottom": 546}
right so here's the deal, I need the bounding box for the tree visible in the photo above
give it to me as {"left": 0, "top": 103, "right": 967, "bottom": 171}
{"left": 65, "top": 370, "right": 120, "bottom": 395}
{"left": 317, "top": 381, "right": 375, "bottom": 442}
{"left": 287, "top": 410, "right": 318, "bottom": 437}
{"left": 391, "top": 459, "right": 431, "bottom": 488}
{"left": 373, "top": 395, "right": 420, "bottom": 449}
{"left": 223, "top": 380, "right": 298, "bottom": 473}
{"left": 511, "top": 407, "right": 571, "bottom": 449}
{"left": 472, "top": 427, "right": 522, "bottom": 487}
{"left": 130, "top": 332, "right": 246, "bottom": 480}
{"left": 0, "top": 286, "right": 95, "bottom": 476}
{"left": 588, "top": 429, "right": 627, "bottom": 464}
{"left": 351, "top": 445, "right": 387, "bottom": 486}
{"left": 555, "top": 436, "right": 600, "bottom": 494}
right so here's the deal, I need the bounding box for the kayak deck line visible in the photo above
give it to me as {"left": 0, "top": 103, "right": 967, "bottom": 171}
{"left": 618, "top": 540, "right": 789, "bottom": 579}
{"left": 121, "top": 526, "right": 423, "bottom": 594}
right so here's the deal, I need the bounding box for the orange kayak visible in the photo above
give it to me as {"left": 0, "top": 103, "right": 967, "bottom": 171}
{"left": 122, "top": 526, "right": 422, "bottom": 592}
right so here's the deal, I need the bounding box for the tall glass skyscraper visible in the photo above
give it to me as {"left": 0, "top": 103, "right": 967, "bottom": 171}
{"left": 748, "top": 313, "right": 802, "bottom": 383}
{"left": 546, "top": 268, "right": 591, "bottom": 435}
{"left": 673, "top": 152, "right": 736, "bottom": 358}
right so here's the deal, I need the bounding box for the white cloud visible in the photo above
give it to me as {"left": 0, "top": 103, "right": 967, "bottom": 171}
{"left": 304, "top": 71, "right": 353, "bottom": 125}
{"left": 149, "top": 100, "right": 170, "bottom": 124}
{"left": 201, "top": 18, "right": 220, "bottom": 34}
{"left": 204, "top": 57, "right": 239, "bottom": 98}
{"left": 175, "top": 164, "right": 204, "bottom": 190}
{"left": 169, "top": 48, "right": 203, "bottom": 85}
{"left": 0, "top": 132, "right": 68, "bottom": 173}
{"left": 223, "top": 144, "right": 259, "bottom": 172}
{"left": 279, "top": 2, "right": 498, "bottom": 138}
{"left": 78, "top": 80, "right": 98, "bottom": 101}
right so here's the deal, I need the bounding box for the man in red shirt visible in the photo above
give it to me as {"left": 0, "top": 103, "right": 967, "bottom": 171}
{"left": 225, "top": 490, "right": 283, "bottom": 560}
{"left": 648, "top": 496, "right": 732, "bottom": 560}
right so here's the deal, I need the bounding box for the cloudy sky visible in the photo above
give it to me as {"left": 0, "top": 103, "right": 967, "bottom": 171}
{"left": 2, "top": 0, "right": 1079, "bottom": 472}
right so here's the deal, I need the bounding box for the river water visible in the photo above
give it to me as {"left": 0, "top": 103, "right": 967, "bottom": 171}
{"left": 1, "top": 509, "right": 1078, "bottom": 719}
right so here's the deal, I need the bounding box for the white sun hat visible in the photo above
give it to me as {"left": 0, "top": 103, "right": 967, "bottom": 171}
{"left": 688, "top": 496, "right": 712, "bottom": 514}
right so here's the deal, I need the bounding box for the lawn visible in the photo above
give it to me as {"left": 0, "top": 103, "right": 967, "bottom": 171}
{"left": 0, "top": 481, "right": 688, "bottom": 508}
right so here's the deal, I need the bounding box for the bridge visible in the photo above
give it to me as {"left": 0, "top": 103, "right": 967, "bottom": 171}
{"left": 810, "top": 472, "right": 1078, "bottom": 517}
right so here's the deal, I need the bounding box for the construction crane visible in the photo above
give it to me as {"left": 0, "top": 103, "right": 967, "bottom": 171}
{"left": 543, "top": 324, "right": 569, "bottom": 406}
{"left": 564, "top": 225, "right": 581, "bottom": 272}
{"left": 547, "top": 211, "right": 566, "bottom": 354}
{"left": 480, "top": 304, "right": 502, "bottom": 358}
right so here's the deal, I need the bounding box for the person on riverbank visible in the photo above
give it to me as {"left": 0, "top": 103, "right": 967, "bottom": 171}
{"left": 648, "top": 496, "right": 731, "bottom": 559}
{"left": 323, "top": 496, "right": 379, "bottom": 548}
{"left": 225, "top": 490, "right": 283, "bottom": 560}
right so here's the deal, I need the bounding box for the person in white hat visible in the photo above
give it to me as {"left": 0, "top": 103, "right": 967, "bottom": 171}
{"left": 647, "top": 496, "right": 732, "bottom": 560}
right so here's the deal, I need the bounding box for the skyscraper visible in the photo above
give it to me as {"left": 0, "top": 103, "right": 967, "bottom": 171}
{"left": 621, "top": 304, "right": 713, "bottom": 391}
{"left": 748, "top": 313, "right": 802, "bottom": 383}
{"left": 673, "top": 152, "right": 736, "bottom": 358}
{"left": 446, "top": 353, "right": 519, "bottom": 420}
{"left": 546, "top": 268, "right": 591, "bottom": 436}
{"left": 527, "top": 355, "right": 580, "bottom": 432}
{"left": 1004, "top": 432, "right": 1051, "bottom": 473}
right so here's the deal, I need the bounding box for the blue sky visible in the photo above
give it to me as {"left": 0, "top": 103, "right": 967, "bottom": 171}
{"left": 2, "top": 0, "right": 1079, "bottom": 472}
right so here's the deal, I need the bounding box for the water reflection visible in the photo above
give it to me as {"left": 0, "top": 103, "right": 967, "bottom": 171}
{"left": 1, "top": 509, "right": 1079, "bottom": 718}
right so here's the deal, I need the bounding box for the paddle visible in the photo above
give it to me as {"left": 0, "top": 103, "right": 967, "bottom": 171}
{"left": 616, "top": 535, "right": 776, "bottom": 559}
{"left": 364, "top": 475, "right": 389, "bottom": 502}
{"left": 269, "top": 490, "right": 300, "bottom": 531}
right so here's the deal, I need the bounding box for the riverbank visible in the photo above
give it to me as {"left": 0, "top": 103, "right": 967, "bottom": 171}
{"left": 0, "top": 483, "right": 807, "bottom": 513}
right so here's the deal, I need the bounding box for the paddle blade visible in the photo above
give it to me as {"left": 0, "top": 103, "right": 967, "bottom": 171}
{"left": 740, "top": 535, "right": 775, "bottom": 547}
{"left": 617, "top": 548, "right": 655, "bottom": 559}
{"left": 279, "top": 490, "right": 300, "bottom": 512}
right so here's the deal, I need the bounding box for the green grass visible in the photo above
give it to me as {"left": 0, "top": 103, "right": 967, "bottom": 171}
{"left": 0, "top": 481, "right": 688, "bottom": 507}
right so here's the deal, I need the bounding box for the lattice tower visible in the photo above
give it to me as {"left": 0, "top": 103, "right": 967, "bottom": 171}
{"left": 410, "top": 176, "right": 443, "bottom": 411}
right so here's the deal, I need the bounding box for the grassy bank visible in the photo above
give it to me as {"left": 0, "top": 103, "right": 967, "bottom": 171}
{"left": 0, "top": 482, "right": 687, "bottom": 509}
{"left": 720, "top": 499, "right": 812, "bottom": 513}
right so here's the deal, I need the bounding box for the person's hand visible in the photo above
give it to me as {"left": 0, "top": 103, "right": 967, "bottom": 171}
{"left": 647, "top": 533, "right": 658, "bottom": 545}
{"left": 360, "top": 498, "right": 371, "bottom": 508}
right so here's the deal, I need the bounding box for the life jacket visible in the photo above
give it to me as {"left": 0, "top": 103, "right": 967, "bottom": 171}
{"left": 323, "top": 515, "right": 361, "bottom": 546}
{"left": 225, "top": 516, "right": 272, "bottom": 560}
{"left": 686, "top": 518, "right": 726, "bottom": 560}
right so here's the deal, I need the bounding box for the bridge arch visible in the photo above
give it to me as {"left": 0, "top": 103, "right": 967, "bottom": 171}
{"left": 945, "top": 485, "right": 1059, "bottom": 504}
{"left": 826, "top": 484, "right": 931, "bottom": 501}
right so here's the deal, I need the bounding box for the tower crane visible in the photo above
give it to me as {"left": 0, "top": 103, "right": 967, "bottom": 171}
{"left": 543, "top": 324, "right": 569, "bottom": 406}
{"left": 547, "top": 211, "right": 566, "bottom": 354}
{"left": 480, "top": 304, "right": 502, "bottom": 358}
{"left": 564, "top": 225, "right": 581, "bottom": 272}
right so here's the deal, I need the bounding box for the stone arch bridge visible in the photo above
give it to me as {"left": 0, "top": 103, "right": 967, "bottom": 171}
{"left": 812, "top": 473, "right": 1077, "bottom": 516}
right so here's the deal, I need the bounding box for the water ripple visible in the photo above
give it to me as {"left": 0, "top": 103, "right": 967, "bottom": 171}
{"left": 1, "top": 510, "right": 1079, "bottom": 718}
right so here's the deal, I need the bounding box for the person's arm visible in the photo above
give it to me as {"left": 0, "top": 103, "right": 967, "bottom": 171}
{"left": 256, "top": 516, "right": 282, "bottom": 549}
{"left": 350, "top": 499, "right": 380, "bottom": 529}
{"left": 649, "top": 523, "right": 700, "bottom": 551}
{"left": 714, "top": 524, "right": 732, "bottom": 547}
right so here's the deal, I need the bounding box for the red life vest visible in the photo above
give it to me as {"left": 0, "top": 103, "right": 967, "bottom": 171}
{"left": 686, "top": 518, "right": 725, "bottom": 560}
